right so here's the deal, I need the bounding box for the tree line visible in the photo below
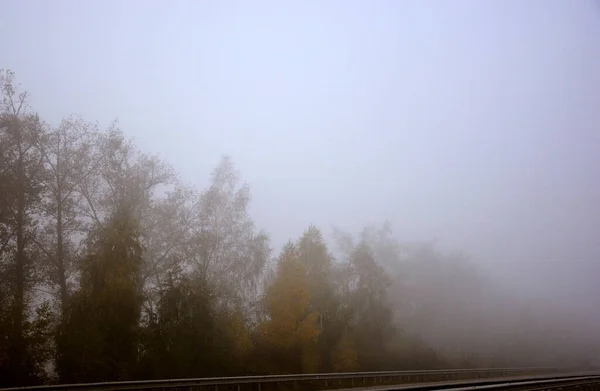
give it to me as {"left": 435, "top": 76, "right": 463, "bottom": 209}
{"left": 0, "top": 70, "right": 595, "bottom": 387}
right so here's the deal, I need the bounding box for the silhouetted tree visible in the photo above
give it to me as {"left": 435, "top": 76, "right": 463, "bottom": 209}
{"left": 0, "top": 69, "right": 51, "bottom": 386}
{"left": 57, "top": 206, "right": 143, "bottom": 382}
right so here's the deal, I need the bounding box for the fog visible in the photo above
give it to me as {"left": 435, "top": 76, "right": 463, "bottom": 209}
{"left": 1, "top": 0, "right": 600, "bottom": 384}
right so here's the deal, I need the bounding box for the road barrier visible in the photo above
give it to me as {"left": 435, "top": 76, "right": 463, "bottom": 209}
{"left": 3, "top": 367, "right": 596, "bottom": 391}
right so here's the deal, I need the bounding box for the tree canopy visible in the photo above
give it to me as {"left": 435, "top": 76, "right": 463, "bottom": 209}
{"left": 1, "top": 70, "right": 596, "bottom": 387}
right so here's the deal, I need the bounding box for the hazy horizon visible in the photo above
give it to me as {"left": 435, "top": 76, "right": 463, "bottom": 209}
{"left": 2, "top": 0, "right": 599, "bottom": 317}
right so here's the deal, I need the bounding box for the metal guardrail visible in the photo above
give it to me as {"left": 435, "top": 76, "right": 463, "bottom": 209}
{"left": 406, "top": 373, "right": 600, "bottom": 391}
{"left": 0, "top": 367, "right": 576, "bottom": 391}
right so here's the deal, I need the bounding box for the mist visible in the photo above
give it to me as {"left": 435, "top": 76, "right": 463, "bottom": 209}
{"left": 1, "top": 0, "right": 600, "bottom": 386}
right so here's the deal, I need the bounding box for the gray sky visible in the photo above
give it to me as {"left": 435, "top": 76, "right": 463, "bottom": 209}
{"left": 2, "top": 1, "right": 600, "bottom": 307}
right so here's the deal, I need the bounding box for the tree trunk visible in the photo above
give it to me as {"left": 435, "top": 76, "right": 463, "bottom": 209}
{"left": 56, "top": 140, "right": 68, "bottom": 312}
{"left": 12, "top": 148, "right": 27, "bottom": 384}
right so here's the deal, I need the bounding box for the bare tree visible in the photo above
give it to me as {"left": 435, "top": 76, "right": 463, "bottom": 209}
{"left": 186, "top": 157, "right": 270, "bottom": 314}
{"left": 37, "top": 116, "right": 98, "bottom": 312}
{"left": 0, "top": 69, "right": 48, "bottom": 385}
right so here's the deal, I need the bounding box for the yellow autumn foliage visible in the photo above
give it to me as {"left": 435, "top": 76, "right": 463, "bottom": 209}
{"left": 261, "top": 244, "right": 321, "bottom": 372}
{"left": 331, "top": 332, "right": 359, "bottom": 372}
{"left": 224, "top": 310, "right": 253, "bottom": 360}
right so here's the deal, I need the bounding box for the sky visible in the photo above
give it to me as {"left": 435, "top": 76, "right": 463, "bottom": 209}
{"left": 1, "top": 0, "right": 600, "bottom": 308}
